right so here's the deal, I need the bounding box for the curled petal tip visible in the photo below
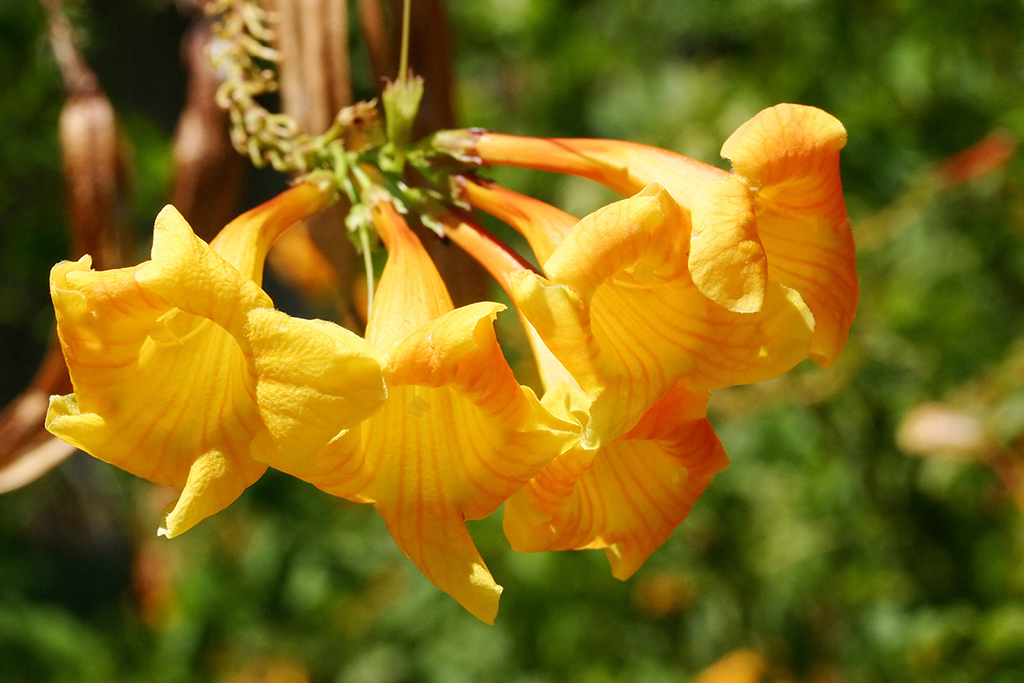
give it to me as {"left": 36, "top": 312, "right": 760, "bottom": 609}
{"left": 689, "top": 177, "right": 767, "bottom": 313}
{"left": 721, "top": 103, "right": 848, "bottom": 186}
{"left": 469, "top": 564, "right": 503, "bottom": 625}
{"left": 719, "top": 105, "right": 856, "bottom": 364}
{"left": 156, "top": 450, "right": 266, "bottom": 539}
{"left": 379, "top": 502, "right": 504, "bottom": 623}
{"left": 604, "top": 543, "right": 636, "bottom": 581}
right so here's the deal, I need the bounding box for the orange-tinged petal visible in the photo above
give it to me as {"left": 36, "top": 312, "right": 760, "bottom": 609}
{"left": 461, "top": 177, "right": 577, "bottom": 266}
{"left": 540, "top": 184, "right": 689, "bottom": 289}
{"left": 209, "top": 182, "right": 327, "bottom": 284}
{"left": 718, "top": 104, "right": 856, "bottom": 365}
{"left": 469, "top": 105, "right": 857, "bottom": 364}
{"left": 431, "top": 205, "right": 586, "bottom": 401}
{"left": 435, "top": 208, "right": 539, "bottom": 297}
{"left": 504, "top": 383, "right": 729, "bottom": 579}
{"left": 364, "top": 199, "right": 453, "bottom": 347}
{"left": 472, "top": 132, "right": 728, "bottom": 206}
{"left": 424, "top": 198, "right": 732, "bottom": 577}
{"left": 276, "top": 304, "right": 575, "bottom": 623}
{"left": 722, "top": 104, "right": 847, "bottom": 191}
{"left": 46, "top": 254, "right": 266, "bottom": 538}
{"left": 511, "top": 185, "right": 813, "bottom": 448}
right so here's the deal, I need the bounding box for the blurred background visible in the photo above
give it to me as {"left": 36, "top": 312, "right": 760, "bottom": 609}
{"left": 4, "top": 0, "right": 1024, "bottom": 681}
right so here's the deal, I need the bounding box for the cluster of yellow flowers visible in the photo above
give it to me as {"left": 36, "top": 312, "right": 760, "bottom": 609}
{"left": 45, "top": 103, "right": 857, "bottom": 623}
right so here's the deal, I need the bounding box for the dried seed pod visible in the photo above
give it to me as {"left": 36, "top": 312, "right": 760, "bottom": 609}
{"left": 58, "top": 92, "right": 132, "bottom": 268}
{"left": 268, "top": 0, "right": 360, "bottom": 322}
{"left": 1, "top": 0, "right": 133, "bottom": 492}
{"left": 272, "top": 0, "right": 353, "bottom": 135}
{"left": 0, "top": 346, "right": 77, "bottom": 494}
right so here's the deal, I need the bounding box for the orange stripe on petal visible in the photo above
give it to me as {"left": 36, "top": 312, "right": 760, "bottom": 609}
{"left": 265, "top": 237, "right": 576, "bottom": 620}
{"left": 210, "top": 183, "right": 327, "bottom": 284}
{"left": 310, "top": 383, "right": 569, "bottom": 622}
{"left": 722, "top": 104, "right": 848, "bottom": 190}
{"left": 475, "top": 107, "right": 857, "bottom": 366}
{"left": 721, "top": 104, "right": 857, "bottom": 365}
{"left": 45, "top": 189, "right": 328, "bottom": 537}
{"left": 47, "top": 257, "right": 268, "bottom": 536}
{"left": 504, "top": 384, "right": 729, "bottom": 579}
{"left": 474, "top": 133, "right": 727, "bottom": 206}
{"left": 366, "top": 200, "right": 454, "bottom": 347}
{"left": 511, "top": 187, "right": 813, "bottom": 448}
{"left": 541, "top": 184, "right": 689, "bottom": 290}
{"left": 462, "top": 178, "right": 577, "bottom": 266}
{"left": 378, "top": 497, "right": 502, "bottom": 624}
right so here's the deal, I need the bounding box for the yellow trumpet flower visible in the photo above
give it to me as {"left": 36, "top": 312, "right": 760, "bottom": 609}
{"left": 462, "top": 103, "right": 857, "bottom": 367}
{"left": 246, "top": 199, "right": 576, "bottom": 623}
{"left": 46, "top": 185, "right": 385, "bottom": 537}
{"left": 503, "top": 381, "right": 729, "bottom": 580}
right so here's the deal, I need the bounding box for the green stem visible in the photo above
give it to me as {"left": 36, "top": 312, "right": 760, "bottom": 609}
{"left": 359, "top": 225, "right": 376, "bottom": 321}
{"left": 398, "top": 0, "right": 412, "bottom": 80}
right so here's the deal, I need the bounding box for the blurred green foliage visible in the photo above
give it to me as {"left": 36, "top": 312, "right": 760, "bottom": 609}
{"left": 5, "top": 0, "right": 1024, "bottom": 681}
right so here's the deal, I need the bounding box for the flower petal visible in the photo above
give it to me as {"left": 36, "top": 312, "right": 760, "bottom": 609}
{"left": 511, "top": 185, "right": 813, "bottom": 448}
{"left": 246, "top": 308, "right": 387, "bottom": 474}
{"left": 45, "top": 256, "right": 266, "bottom": 537}
{"left": 461, "top": 177, "right": 578, "bottom": 267}
{"left": 540, "top": 184, "right": 689, "bottom": 289}
{"left": 364, "top": 199, "right": 454, "bottom": 347}
{"left": 471, "top": 107, "right": 857, "bottom": 365}
{"left": 45, "top": 186, "right": 327, "bottom": 537}
{"left": 719, "top": 104, "right": 857, "bottom": 365}
{"left": 377, "top": 483, "right": 503, "bottom": 623}
{"left": 135, "top": 206, "right": 273, "bottom": 341}
{"left": 503, "top": 384, "right": 729, "bottom": 579}
{"left": 293, "top": 305, "right": 575, "bottom": 622}
{"left": 259, "top": 201, "right": 576, "bottom": 622}
{"left": 209, "top": 183, "right": 327, "bottom": 283}
{"left": 689, "top": 177, "right": 767, "bottom": 313}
